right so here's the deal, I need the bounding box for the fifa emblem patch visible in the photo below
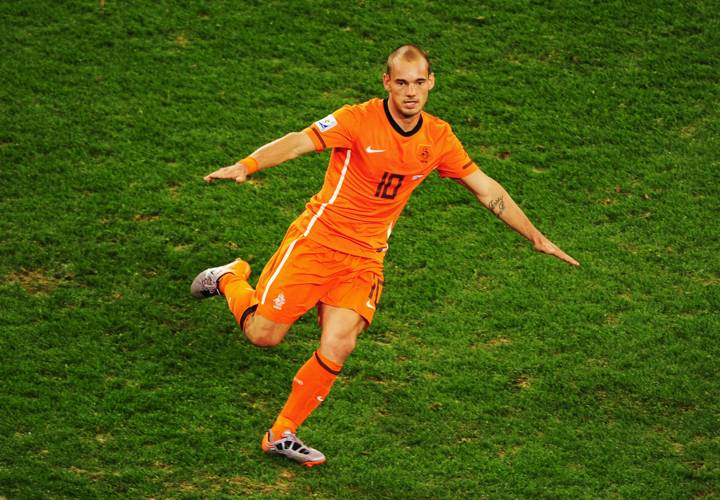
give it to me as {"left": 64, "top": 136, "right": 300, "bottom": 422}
{"left": 315, "top": 114, "right": 338, "bottom": 132}
{"left": 417, "top": 144, "right": 431, "bottom": 164}
{"left": 273, "top": 292, "right": 286, "bottom": 311}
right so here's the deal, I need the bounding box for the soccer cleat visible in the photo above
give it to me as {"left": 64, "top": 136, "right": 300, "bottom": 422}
{"left": 190, "top": 258, "right": 251, "bottom": 299}
{"left": 261, "top": 430, "right": 326, "bottom": 467}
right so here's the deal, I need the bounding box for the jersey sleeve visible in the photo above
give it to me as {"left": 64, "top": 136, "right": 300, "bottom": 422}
{"left": 303, "top": 105, "right": 360, "bottom": 152}
{"left": 436, "top": 127, "right": 479, "bottom": 179}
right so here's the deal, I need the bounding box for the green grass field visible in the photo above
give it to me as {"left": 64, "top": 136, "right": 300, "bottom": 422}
{"left": 1, "top": 0, "right": 718, "bottom": 497}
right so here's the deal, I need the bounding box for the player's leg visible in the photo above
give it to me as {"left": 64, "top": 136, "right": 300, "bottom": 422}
{"left": 317, "top": 303, "right": 367, "bottom": 365}
{"left": 272, "top": 304, "right": 365, "bottom": 434}
{"left": 271, "top": 305, "right": 364, "bottom": 437}
{"left": 191, "top": 226, "right": 311, "bottom": 347}
{"left": 191, "top": 258, "right": 292, "bottom": 346}
{"left": 263, "top": 260, "right": 383, "bottom": 466}
{"left": 240, "top": 238, "right": 328, "bottom": 347}
{"left": 262, "top": 304, "right": 366, "bottom": 467}
{"left": 241, "top": 309, "right": 292, "bottom": 347}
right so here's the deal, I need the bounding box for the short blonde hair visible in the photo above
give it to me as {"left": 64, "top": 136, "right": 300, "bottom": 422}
{"left": 386, "top": 44, "right": 432, "bottom": 76}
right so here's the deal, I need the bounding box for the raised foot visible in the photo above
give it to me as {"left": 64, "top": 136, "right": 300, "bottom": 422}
{"left": 190, "top": 258, "right": 251, "bottom": 299}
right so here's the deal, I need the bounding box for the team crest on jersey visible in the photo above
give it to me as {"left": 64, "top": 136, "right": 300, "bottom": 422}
{"left": 417, "top": 144, "right": 432, "bottom": 164}
{"left": 315, "top": 114, "right": 338, "bottom": 132}
{"left": 273, "top": 292, "right": 286, "bottom": 311}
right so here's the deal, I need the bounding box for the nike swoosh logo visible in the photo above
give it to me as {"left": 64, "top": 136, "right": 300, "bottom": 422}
{"left": 366, "top": 300, "right": 376, "bottom": 310}
{"left": 365, "top": 146, "right": 385, "bottom": 154}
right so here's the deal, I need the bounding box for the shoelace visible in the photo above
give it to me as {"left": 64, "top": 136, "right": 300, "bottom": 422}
{"left": 202, "top": 274, "right": 216, "bottom": 289}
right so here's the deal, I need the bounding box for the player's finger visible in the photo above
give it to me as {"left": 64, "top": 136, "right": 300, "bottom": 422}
{"left": 204, "top": 166, "right": 235, "bottom": 183}
{"left": 536, "top": 239, "right": 579, "bottom": 267}
{"left": 203, "top": 169, "right": 225, "bottom": 183}
{"left": 554, "top": 248, "right": 580, "bottom": 267}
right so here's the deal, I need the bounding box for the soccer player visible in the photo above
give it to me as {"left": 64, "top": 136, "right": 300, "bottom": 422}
{"left": 191, "top": 45, "right": 579, "bottom": 467}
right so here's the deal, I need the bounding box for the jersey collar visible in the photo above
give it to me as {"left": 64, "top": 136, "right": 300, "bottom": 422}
{"left": 383, "top": 98, "right": 423, "bottom": 137}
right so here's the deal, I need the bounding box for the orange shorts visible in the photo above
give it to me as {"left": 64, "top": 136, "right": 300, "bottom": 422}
{"left": 252, "top": 225, "right": 384, "bottom": 325}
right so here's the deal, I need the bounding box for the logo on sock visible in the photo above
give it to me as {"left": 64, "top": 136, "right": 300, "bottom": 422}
{"left": 273, "top": 292, "right": 286, "bottom": 311}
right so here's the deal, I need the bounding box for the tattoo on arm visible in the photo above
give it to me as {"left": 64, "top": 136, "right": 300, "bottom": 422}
{"left": 489, "top": 196, "right": 505, "bottom": 216}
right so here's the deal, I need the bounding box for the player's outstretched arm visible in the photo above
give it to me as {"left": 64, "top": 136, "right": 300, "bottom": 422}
{"left": 455, "top": 170, "right": 580, "bottom": 267}
{"left": 204, "top": 131, "right": 316, "bottom": 183}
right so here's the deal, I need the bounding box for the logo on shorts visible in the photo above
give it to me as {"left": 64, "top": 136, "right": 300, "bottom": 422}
{"left": 273, "top": 292, "right": 286, "bottom": 311}
{"left": 315, "top": 114, "right": 337, "bottom": 132}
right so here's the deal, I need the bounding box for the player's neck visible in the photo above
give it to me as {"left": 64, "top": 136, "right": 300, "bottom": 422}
{"left": 386, "top": 99, "right": 422, "bottom": 132}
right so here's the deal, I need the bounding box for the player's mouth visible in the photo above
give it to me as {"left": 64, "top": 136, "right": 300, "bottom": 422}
{"left": 404, "top": 100, "right": 419, "bottom": 108}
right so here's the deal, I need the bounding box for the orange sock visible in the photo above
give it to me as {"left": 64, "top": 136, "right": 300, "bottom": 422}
{"left": 271, "top": 351, "right": 342, "bottom": 437}
{"left": 219, "top": 273, "right": 255, "bottom": 327}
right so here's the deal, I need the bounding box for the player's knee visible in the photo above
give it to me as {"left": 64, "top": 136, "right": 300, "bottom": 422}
{"left": 244, "top": 326, "right": 282, "bottom": 347}
{"left": 323, "top": 331, "right": 358, "bottom": 362}
{"left": 243, "top": 318, "right": 286, "bottom": 347}
{"left": 333, "top": 343, "right": 355, "bottom": 360}
{"left": 339, "top": 333, "right": 358, "bottom": 355}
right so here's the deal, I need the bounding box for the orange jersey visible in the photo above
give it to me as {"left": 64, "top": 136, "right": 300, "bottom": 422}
{"left": 296, "top": 97, "right": 478, "bottom": 261}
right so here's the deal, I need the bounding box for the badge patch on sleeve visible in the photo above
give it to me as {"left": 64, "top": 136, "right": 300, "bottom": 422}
{"left": 315, "top": 114, "right": 338, "bottom": 132}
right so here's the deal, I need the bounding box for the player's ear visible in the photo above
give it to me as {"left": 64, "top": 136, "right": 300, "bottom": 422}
{"left": 382, "top": 73, "right": 391, "bottom": 91}
{"left": 428, "top": 72, "right": 435, "bottom": 91}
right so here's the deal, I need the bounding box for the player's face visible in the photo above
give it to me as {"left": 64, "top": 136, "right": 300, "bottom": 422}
{"left": 383, "top": 58, "right": 435, "bottom": 120}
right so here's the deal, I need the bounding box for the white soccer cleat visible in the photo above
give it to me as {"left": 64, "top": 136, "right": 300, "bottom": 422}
{"left": 190, "top": 258, "right": 250, "bottom": 299}
{"left": 261, "top": 430, "right": 326, "bottom": 467}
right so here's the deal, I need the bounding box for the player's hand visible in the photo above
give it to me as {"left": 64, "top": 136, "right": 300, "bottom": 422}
{"left": 533, "top": 235, "right": 580, "bottom": 267}
{"left": 203, "top": 163, "right": 249, "bottom": 184}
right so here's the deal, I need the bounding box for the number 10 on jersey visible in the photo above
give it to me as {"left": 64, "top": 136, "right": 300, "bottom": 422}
{"left": 374, "top": 172, "right": 405, "bottom": 200}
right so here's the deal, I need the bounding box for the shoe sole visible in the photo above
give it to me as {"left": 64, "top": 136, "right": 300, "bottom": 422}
{"left": 301, "top": 459, "right": 325, "bottom": 468}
